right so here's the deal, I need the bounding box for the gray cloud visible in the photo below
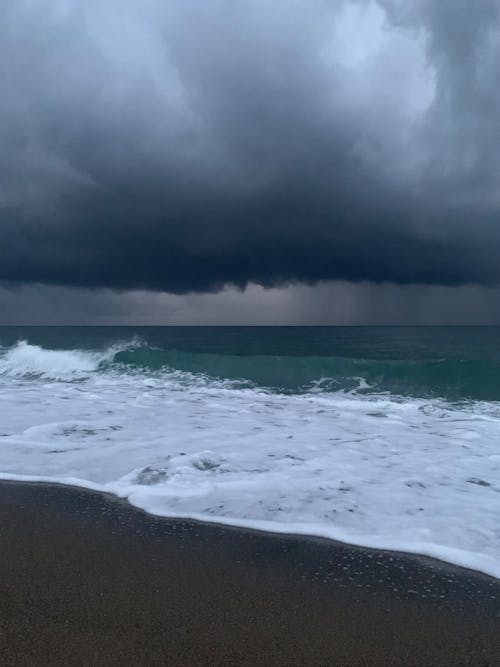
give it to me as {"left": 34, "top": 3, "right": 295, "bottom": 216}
{"left": 1, "top": 0, "right": 500, "bottom": 296}
{"left": 2, "top": 282, "right": 500, "bottom": 326}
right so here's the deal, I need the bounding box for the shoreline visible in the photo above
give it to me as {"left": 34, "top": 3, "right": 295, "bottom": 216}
{"left": 3, "top": 475, "right": 499, "bottom": 582}
{"left": 0, "top": 481, "right": 499, "bottom": 665}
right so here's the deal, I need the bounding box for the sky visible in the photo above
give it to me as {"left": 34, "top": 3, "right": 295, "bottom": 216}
{"left": 1, "top": 0, "right": 500, "bottom": 324}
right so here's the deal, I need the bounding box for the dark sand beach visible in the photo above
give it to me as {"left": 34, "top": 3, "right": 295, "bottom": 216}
{"left": 0, "top": 482, "right": 499, "bottom": 666}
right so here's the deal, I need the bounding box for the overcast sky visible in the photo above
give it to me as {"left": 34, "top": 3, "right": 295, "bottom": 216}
{"left": 1, "top": 0, "right": 500, "bottom": 324}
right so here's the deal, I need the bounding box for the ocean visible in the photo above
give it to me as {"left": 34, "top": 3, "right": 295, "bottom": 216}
{"left": 1, "top": 326, "right": 500, "bottom": 578}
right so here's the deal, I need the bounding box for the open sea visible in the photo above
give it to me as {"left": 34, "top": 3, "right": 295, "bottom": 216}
{"left": 1, "top": 326, "right": 500, "bottom": 577}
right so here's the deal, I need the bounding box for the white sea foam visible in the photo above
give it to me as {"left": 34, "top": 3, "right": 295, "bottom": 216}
{"left": 0, "top": 339, "right": 137, "bottom": 380}
{"left": 1, "top": 345, "right": 500, "bottom": 578}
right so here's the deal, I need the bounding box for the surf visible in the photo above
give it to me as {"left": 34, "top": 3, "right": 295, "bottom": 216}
{"left": 2, "top": 338, "right": 500, "bottom": 401}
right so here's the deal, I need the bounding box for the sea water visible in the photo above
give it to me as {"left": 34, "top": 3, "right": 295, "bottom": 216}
{"left": 1, "top": 326, "right": 500, "bottom": 578}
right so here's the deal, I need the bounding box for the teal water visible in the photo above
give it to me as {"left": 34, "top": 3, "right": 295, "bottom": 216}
{"left": 0, "top": 326, "right": 499, "bottom": 401}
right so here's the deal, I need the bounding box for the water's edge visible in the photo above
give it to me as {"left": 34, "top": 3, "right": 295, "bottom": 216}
{"left": 2, "top": 474, "right": 500, "bottom": 582}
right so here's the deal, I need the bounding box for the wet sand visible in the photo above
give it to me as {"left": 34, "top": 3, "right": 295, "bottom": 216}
{"left": 0, "top": 482, "right": 499, "bottom": 666}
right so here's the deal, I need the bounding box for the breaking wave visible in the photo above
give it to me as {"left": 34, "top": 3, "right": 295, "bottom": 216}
{"left": 1, "top": 339, "right": 500, "bottom": 400}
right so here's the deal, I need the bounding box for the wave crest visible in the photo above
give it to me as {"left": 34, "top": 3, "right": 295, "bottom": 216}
{"left": 0, "top": 340, "right": 137, "bottom": 381}
{"left": 1, "top": 338, "right": 500, "bottom": 400}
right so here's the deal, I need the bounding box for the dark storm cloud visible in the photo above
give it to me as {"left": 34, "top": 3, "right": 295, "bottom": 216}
{"left": 3, "top": 281, "right": 500, "bottom": 326}
{"left": 1, "top": 0, "right": 500, "bottom": 294}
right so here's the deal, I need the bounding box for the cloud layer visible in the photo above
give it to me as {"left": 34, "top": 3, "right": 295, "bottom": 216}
{"left": 1, "top": 0, "right": 500, "bottom": 294}
{"left": 3, "top": 281, "right": 500, "bottom": 326}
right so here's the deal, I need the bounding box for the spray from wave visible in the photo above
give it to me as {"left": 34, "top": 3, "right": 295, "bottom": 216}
{"left": 0, "top": 339, "right": 138, "bottom": 381}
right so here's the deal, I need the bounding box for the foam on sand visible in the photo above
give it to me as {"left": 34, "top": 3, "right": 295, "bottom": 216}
{"left": 1, "top": 341, "right": 500, "bottom": 579}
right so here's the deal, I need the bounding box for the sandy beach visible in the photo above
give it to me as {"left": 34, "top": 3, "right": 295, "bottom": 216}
{"left": 0, "top": 481, "right": 498, "bottom": 666}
